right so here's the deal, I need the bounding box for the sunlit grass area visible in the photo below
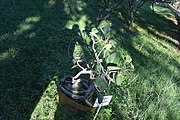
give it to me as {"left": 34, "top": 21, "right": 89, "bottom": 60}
{"left": 0, "top": 0, "right": 179, "bottom": 120}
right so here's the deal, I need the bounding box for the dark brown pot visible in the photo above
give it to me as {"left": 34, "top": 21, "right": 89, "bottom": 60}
{"left": 57, "top": 76, "right": 96, "bottom": 112}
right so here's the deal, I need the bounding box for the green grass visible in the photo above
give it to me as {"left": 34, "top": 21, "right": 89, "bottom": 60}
{"left": 0, "top": 0, "right": 180, "bottom": 120}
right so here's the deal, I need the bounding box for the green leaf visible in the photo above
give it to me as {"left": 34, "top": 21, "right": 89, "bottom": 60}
{"left": 104, "top": 28, "right": 111, "bottom": 34}
{"left": 105, "top": 44, "right": 113, "bottom": 50}
{"left": 116, "top": 74, "right": 125, "bottom": 85}
{"left": 104, "top": 108, "right": 112, "bottom": 116}
{"left": 106, "top": 53, "right": 116, "bottom": 63}
{"left": 94, "top": 75, "right": 108, "bottom": 92}
{"left": 129, "top": 63, "right": 134, "bottom": 69}
{"left": 99, "top": 20, "right": 111, "bottom": 29}
{"left": 106, "top": 52, "right": 121, "bottom": 65}
{"left": 107, "top": 66, "right": 122, "bottom": 72}
{"left": 73, "top": 42, "right": 84, "bottom": 62}
{"left": 97, "top": 92, "right": 104, "bottom": 104}
{"left": 124, "top": 55, "right": 132, "bottom": 64}
{"left": 91, "top": 28, "right": 99, "bottom": 34}
{"left": 126, "top": 63, "right": 135, "bottom": 70}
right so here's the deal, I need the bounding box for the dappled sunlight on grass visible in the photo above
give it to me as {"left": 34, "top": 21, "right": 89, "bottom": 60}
{"left": 65, "top": 15, "right": 89, "bottom": 32}
{"left": 136, "top": 4, "right": 179, "bottom": 49}
{"left": 133, "top": 26, "right": 179, "bottom": 54}
{"left": 0, "top": 48, "right": 18, "bottom": 61}
{"left": 30, "top": 80, "right": 57, "bottom": 120}
{"left": 0, "top": 0, "right": 78, "bottom": 119}
{"left": 45, "top": 0, "right": 56, "bottom": 8}
{"left": 63, "top": 0, "right": 87, "bottom": 15}
{"left": 24, "top": 16, "right": 41, "bottom": 23}
{"left": 13, "top": 16, "right": 41, "bottom": 36}
{"left": 28, "top": 32, "right": 37, "bottom": 39}
{"left": 130, "top": 29, "right": 179, "bottom": 76}
{"left": 111, "top": 6, "right": 180, "bottom": 117}
{"left": 154, "top": 6, "right": 174, "bottom": 17}
{"left": 147, "top": 24, "right": 179, "bottom": 46}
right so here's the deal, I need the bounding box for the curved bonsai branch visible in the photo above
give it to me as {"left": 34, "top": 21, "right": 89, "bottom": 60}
{"left": 91, "top": 34, "right": 99, "bottom": 60}
{"left": 77, "top": 60, "right": 85, "bottom": 70}
{"left": 73, "top": 69, "right": 94, "bottom": 82}
{"left": 97, "top": 45, "right": 106, "bottom": 58}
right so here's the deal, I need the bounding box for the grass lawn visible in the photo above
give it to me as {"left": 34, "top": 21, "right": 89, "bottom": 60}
{"left": 0, "top": 0, "right": 179, "bottom": 120}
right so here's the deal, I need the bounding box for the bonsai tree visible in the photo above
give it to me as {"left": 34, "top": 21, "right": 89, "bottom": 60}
{"left": 58, "top": 21, "right": 134, "bottom": 111}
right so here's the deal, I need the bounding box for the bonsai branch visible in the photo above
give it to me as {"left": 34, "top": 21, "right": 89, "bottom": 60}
{"left": 73, "top": 69, "right": 95, "bottom": 82}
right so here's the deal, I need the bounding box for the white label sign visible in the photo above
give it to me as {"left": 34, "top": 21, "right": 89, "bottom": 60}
{"left": 93, "top": 95, "right": 112, "bottom": 108}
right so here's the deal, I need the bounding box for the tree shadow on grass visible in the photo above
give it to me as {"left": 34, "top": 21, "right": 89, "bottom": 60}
{"left": 109, "top": 7, "right": 180, "bottom": 118}
{"left": 135, "top": 5, "right": 180, "bottom": 49}
{"left": 116, "top": 28, "right": 180, "bottom": 84}
{"left": 0, "top": 0, "right": 99, "bottom": 119}
{"left": 55, "top": 104, "right": 93, "bottom": 120}
{"left": 53, "top": 24, "right": 95, "bottom": 120}
{"left": 0, "top": 0, "right": 91, "bottom": 119}
{"left": 108, "top": 32, "right": 180, "bottom": 120}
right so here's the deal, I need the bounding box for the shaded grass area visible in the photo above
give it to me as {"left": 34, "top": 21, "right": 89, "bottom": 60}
{"left": 0, "top": 0, "right": 180, "bottom": 120}
{"left": 0, "top": 0, "right": 82, "bottom": 119}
